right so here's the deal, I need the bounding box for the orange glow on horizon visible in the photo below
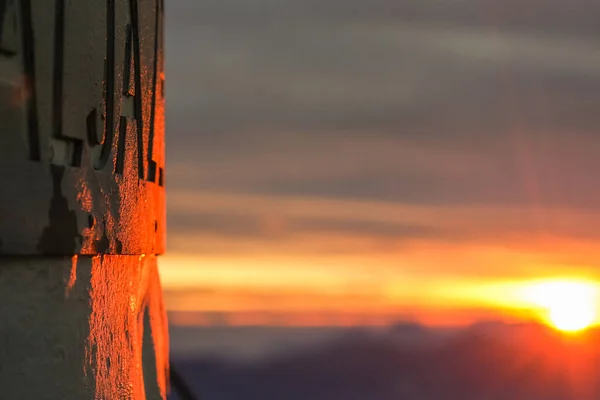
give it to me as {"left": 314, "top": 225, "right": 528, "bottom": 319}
{"left": 160, "top": 183, "right": 600, "bottom": 400}
{"left": 159, "top": 190, "right": 600, "bottom": 328}
{"left": 521, "top": 280, "right": 599, "bottom": 333}
{"left": 160, "top": 253, "right": 600, "bottom": 328}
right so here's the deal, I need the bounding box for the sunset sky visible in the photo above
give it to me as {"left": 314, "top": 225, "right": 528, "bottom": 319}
{"left": 160, "top": 0, "right": 600, "bottom": 327}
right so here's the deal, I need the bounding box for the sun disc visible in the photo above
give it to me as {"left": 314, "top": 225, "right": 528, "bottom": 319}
{"left": 522, "top": 280, "right": 598, "bottom": 333}
{"left": 548, "top": 303, "right": 595, "bottom": 333}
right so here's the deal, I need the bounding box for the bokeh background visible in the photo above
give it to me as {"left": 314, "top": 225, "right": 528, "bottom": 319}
{"left": 162, "top": 1, "right": 600, "bottom": 399}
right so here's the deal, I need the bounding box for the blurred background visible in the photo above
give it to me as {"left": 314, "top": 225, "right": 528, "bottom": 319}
{"left": 163, "top": 1, "right": 600, "bottom": 399}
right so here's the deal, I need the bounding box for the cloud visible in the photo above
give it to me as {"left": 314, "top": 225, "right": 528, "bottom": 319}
{"left": 166, "top": 191, "right": 600, "bottom": 261}
{"left": 162, "top": 0, "right": 600, "bottom": 274}
{"left": 167, "top": 129, "right": 600, "bottom": 209}
{"left": 167, "top": 0, "right": 600, "bottom": 135}
{"left": 167, "top": 23, "right": 600, "bottom": 136}
{"left": 168, "top": 209, "right": 440, "bottom": 240}
{"left": 160, "top": 190, "right": 600, "bottom": 294}
{"left": 169, "top": 0, "right": 600, "bottom": 34}
{"left": 165, "top": 0, "right": 600, "bottom": 205}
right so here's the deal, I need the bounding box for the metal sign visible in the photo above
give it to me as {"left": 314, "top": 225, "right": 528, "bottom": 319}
{"left": 0, "top": 0, "right": 166, "bottom": 255}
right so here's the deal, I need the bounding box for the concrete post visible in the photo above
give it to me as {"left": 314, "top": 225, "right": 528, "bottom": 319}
{"left": 0, "top": 0, "right": 169, "bottom": 399}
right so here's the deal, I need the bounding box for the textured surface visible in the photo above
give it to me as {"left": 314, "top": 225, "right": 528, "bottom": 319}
{"left": 0, "top": 1, "right": 169, "bottom": 398}
{"left": 0, "top": 255, "right": 169, "bottom": 399}
{"left": 0, "top": 0, "right": 166, "bottom": 255}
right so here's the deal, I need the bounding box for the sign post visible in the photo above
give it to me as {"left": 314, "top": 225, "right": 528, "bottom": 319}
{"left": 0, "top": 0, "right": 169, "bottom": 398}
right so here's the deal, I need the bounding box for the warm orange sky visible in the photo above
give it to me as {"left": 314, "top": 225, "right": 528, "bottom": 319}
{"left": 159, "top": 191, "right": 600, "bottom": 327}
{"left": 162, "top": 0, "right": 600, "bottom": 327}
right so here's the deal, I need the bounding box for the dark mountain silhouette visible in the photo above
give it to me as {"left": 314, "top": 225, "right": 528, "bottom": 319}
{"left": 169, "top": 322, "right": 600, "bottom": 400}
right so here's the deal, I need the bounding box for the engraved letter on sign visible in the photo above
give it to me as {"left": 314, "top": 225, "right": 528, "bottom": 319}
{"left": 0, "top": 0, "right": 166, "bottom": 256}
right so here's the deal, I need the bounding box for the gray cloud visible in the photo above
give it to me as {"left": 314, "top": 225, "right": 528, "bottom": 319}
{"left": 166, "top": 130, "right": 600, "bottom": 209}
{"left": 167, "top": 21, "right": 600, "bottom": 133}
{"left": 165, "top": 0, "right": 600, "bottom": 212}
{"left": 168, "top": 210, "right": 440, "bottom": 240}
{"left": 170, "top": 0, "right": 600, "bottom": 34}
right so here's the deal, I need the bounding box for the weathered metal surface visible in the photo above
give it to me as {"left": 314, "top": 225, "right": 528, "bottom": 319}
{"left": 0, "top": 1, "right": 169, "bottom": 398}
{"left": 0, "top": 255, "right": 169, "bottom": 399}
{"left": 0, "top": 0, "right": 166, "bottom": 255}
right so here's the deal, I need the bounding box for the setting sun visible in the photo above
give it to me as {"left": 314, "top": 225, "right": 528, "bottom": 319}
{"left": 523, "top": 280, "right": 599, "bottom": 333}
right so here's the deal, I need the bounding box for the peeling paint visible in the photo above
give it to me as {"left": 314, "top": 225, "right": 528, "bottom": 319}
{"left": 76, "top": 177, "right": 93, "bottom": 213}
{"left": 65, "top": 255, "right": 78, "bottom": 298}
{"left": 85, "top": 255, "right": 168, "bottom": 400}
{"left": 0, "top": 256, "right": 168, "bottom": 399}
{"left": 95, "top": 219, "right": 111, "bottom": 254}
{"left": 37, "top": 165, "right": 82, "bottom": 254}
